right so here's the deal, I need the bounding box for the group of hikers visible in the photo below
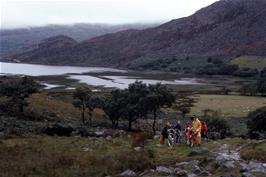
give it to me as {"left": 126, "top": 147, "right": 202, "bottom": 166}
{"left": 160, "top": 115, "right": 208, "bottom": 147}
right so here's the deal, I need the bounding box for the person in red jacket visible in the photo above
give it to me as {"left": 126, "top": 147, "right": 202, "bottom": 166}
{"left": 185, "top": 124, "right": 193, "bottom": 146}
{"left": 201, "top": 121, "right": 209, "bottom": 141}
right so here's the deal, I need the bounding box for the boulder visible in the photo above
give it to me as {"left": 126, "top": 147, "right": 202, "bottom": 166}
{"left": 106, "top": 136, "right": 112, "bottom": 141}
{"left": 174, "top": 168, "right": 188, "bottom": 177}
{"left": 156, "top": 166, "right": 173, "bottom": 174}
{"left": 133, "top": 146, "right": 142, "bottom": 152}
{"left": 120, "top": 169, "right": 137, "bottom": 176}
{"left": 245, "top": 161, "right": 266, "bottom": 174}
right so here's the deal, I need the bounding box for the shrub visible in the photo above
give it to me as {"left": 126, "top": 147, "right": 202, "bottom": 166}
{"left": 247, "top": 107, "right": 266, "bottom": 139}
{"left": 202, "top": 110, "right": 231, "bottom": 139}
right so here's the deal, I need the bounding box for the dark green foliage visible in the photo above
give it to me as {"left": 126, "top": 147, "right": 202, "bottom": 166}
{"left": 247, "top": 107, "right": 266, "bottom": 138}
{"left": 172, "top": 96, "right": 195, "bottom": 118}
{"left": 101, "top": 81, "right": 175, "bottom": 131}
{"left": 146, "top": 83, "right": 175, "bottom": 133}
{"left": 197, "top": 63, "right": 239, "bottom": 75}
{"left": 233, "top": 67, "right": 259, "bottom": 77}
{"left": 203, "top": 110, "right": 231, "bottom": 139}
{"left": 0, "top": 77, "right": 39, "bottom": 115}
{"left": 101, "top": 90, "right": 127, "bottom": 128}
{"left": 257, "top": 68, "right": 266, "bottom": 96}
{"left": 240, "top": 83, "right": 257, "bottom": 96}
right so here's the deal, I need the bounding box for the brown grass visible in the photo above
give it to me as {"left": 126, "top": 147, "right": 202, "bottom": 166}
{"left": 27, "top": 93, "right": 105, "bottom": 122}
{"left": 240, "top": 141, "right": 266, "bottom": 163}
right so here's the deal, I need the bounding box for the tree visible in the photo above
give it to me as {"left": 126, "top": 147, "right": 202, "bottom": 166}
{"left": 86, "top": 96, "right": 103, "bottom": 126}
{"left": 172, "top": 96, "right": 194, "bottom": 118}
{"left": 101, "top": 90, "right": 126, "bottom": 128}
{"left": 122, "top": 81, "right": 149, "bottom": 131}
{"left": 147, "top": 83, "right": 175, "bottom": 134}
{"left": 0, "top": 76, "right": 39, "bottom": 115}
{"left": 72, "top": 87, "right": 92, "bottom": 124}
{"left": 257, "top": 68, "right": 266, "bottom": 96}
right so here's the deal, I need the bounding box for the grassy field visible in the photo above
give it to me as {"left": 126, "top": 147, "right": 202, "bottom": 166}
{"left": 1, "top": 135, "right": 264, "bottom": 177}
{"left": 230, "top": 55, "right": 266, "bottom": 71}
{"left": 1, "top": 135, "right": 258, "bottom": 177}
{"left": 191, "top": 94, "right": 266, "bottom": 117}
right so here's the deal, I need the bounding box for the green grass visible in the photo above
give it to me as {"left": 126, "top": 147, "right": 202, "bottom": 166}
{"left": 230, "top": 55, "right": 266, "bottom": 71}
{"left": 191, "top": 94, "right": 266, "bottom": 117}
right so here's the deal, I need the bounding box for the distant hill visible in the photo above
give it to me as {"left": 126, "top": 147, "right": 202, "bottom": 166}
{"left": 0, "top": 23, "right": 157, "bottom": 57}
{"left": 3, "top": 0, "right": 266, "bottom": 69}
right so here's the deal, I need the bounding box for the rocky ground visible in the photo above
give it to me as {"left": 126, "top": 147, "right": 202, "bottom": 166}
{"left": 118, "top": 140, "right": 266, "bottom": 177}
{"left": 1, "top": 116, "right": 266, "bottom": 177}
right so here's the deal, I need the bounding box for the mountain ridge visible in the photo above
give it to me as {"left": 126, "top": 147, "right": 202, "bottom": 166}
{"left": 3, "top": 0, "right": 266, "bottom": 68}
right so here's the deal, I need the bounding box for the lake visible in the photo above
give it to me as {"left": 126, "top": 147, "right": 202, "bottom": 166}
{"left": 0, "top": 62, "right": 202, "bottom": 89}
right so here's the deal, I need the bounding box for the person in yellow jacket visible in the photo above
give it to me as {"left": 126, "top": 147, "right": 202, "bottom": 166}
{"left": 191, "top": 115, "right": 202, "bottom": 146}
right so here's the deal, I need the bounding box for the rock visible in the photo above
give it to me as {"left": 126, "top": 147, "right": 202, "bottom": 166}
{"left": 95, "top": 131, "right": 104, "bottom": 136}
{"left": 133, "top": 146, "right": 142, "bottom": 151}
{"left": 189, "top": 160, "right": 200, "bottom": 166}
{"left": 187, "top": 174, "right": 197, "bottom": 177}
{"left": 139, "top": 170, "right": 150, "bottom": 176}
{"left": 245, "top": 161, "right": 266, "bottom": 174}
{"left": 176, "top": 162, "right": 189, "bottom": 166}
{"left": 199, "top": 170, "right": 211, "bottom": 176}
{"left": 174, "top": 168, "right": 188, "bottom": 177}
{"left": 82, "top": 147, "right": 91, "bottom": 152}
{"left": 106, "top": 136, "right": 112, "bottom": 140}
{"left": 220, "top": 173, "right": 237, "bottom": 177}
{"left": 215, "top": 147, "right": 240, "bottom": 168}
{"left": 153, "top": 135, "right": 160, "bottom": 139}
{"left": 120, "top": 169, "right": 137, "bottom": 176}
{"left": 156, "top": 166, "right": 173, "bottom": 174}
{"left": 241, "top": 172, "right": 256, "bottom": 177}
{"left": 190, "top": 147, "right": 208, "bottom": 155}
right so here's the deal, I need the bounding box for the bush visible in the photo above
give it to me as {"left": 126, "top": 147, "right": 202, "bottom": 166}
{"left": 202, "top": 110, "right": 231, "bottom": 139}
{"left": 247, "top": 107, "right": 266, "bottom": 139}
{"left": 233, "top": 67, "right": 259, "bottom": 77}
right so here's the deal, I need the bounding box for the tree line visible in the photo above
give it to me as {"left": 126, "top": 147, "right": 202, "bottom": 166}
{"left": 72, "top": 81, "right": 175, "bottom": 132}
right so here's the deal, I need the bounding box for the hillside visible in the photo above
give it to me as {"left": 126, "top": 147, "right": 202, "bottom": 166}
{"left": 0, "top": 23, "right": 156, "bottom": 58}
{"left": 3, "top": 0, "right": 266, "bottom": 68}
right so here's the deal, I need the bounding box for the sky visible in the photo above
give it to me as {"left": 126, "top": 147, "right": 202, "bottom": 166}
{"left": 1, "top": 0, "right": 218, "bottom": 29}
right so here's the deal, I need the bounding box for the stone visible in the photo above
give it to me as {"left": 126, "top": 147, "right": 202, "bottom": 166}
{"left": 156, "top": 166, "right": 173, "bottom": 174}
{"left": 174, "top": 168, "right": 188, "bottom": 177}
{"left": 153, "top": 135, "right": 160, "bottom": 139}
{"left": 187, "top": 174, "right": 197, "bottom": 177}
{"left": 190, "top": 147, "right": 208, "bottom": 155}
{"left": 95, "top": 131, "right": 104, "bottom": 136}
{"left": 106, "top": 136, "right": 112, "bottom": 140}
{"left": 246, "top": 161, "right": 266, "bottom": 174}
{"left": 220, "top": 173, "right": 237, "bottom": 177}
{"left": 82, "top": 147, "right": 91, "bottom": 152}
{"left": 120, "top": 169, "right": 137, "bottom": 176}
{"left": 176, "top": 162, "right": 189, "bottom": 167}
{"left": 199, "top": 170, "right": 211, "bottom": 176}
{"left": 133, "top": 146, "right": 142, "bottom": 151}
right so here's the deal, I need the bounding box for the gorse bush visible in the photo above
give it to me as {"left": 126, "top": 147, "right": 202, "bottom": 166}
{"left": 247, "top": 107, "right": 266, "bottom": 139}
{"left": 202, "top": 110, "right": 231, "bottom": 139}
